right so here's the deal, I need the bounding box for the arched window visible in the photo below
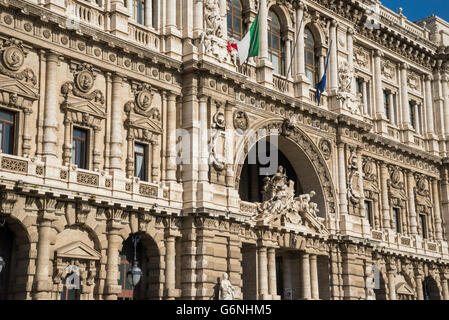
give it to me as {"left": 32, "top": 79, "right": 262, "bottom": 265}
{"left": 305, "top": 28, "right": 319, "bottom": 87}
{"left": 268, "top": 10, "right": 285, "bottom": 76}
{"left": 227, "top": 0, "right": 244, "bottom": 41}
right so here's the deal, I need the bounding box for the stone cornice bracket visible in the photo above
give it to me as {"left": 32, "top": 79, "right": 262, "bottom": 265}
{"left": 162, "top": 215, "right": 181, "bottom": 236}
{"left": 76, "top": 201, "right": 92, "bottom": 225}
{"left": 138, "top": 209, "right": 152, "bottom": 232}
{"left": 36, "top": 195, "right": 58, "bottom": 222}
{"left": 105, "top": 206, "right": 125, "bottom": 231}
{"left": 0, "top": 191, "right": 18, "bottom": 217}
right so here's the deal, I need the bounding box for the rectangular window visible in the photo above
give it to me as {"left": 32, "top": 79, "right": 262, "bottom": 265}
{"left": 364, "top": 200, "right": 373, "bottom": 226}
{"left": 132, "top": 0, "right": 145, "bottom": 24}
{"left": 0, "top": 110, "right": 16, "bottom": 155}
{"left": 392, "top": 207, "right": 401, "bottom": 233}
{"left": 134, "top": 143, "right": 147, "bottom": 181}
{"left": 72, "top": 127, "right": 89, "bottom": 169}
{"left": 417, "top": 104, "right": 423, "bottom": 135}
{"left": 384, "top": 90, "right": 390, "bottom": 121}
{"left": 410, "top": 101, "right": 416, "bottom": 130}
{"left": 419, "top": 214, "right": 427, "bottom": 239}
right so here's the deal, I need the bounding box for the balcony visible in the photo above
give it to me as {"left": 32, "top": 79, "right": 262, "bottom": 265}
{"left": 66, "top": 0, "right": 105, "bottom": 31}
{"left": 128, "top": 21, "right": 160, "bottom": 51}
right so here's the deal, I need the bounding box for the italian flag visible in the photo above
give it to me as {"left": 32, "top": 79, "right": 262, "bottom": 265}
{"left": 228, "top": 14, "right": 260, "bottom": 65}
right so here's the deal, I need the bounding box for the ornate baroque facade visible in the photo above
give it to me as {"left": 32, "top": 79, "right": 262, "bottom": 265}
{"left": 0, "top": 0, "right": 449, "bottom": 300}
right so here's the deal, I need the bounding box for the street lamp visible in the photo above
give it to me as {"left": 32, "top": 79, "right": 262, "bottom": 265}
{"left": 126, "top": 235, "right": 143, "bottom": 290}
{"left": 0, "top": 256, "right": 5, "bottom": 274}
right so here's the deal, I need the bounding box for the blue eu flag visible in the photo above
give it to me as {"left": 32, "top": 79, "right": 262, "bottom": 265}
{"left": 316, "top": 41, "right": 332, "bottom": 106}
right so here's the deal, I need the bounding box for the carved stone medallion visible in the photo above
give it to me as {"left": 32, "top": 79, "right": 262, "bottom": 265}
{"left": 319, "top": 139, "right": 332, "bottom": 160}
{"left": 136, "top": 87, "right": 154, "bottom": 113}
{"left": 233, "top": 110, "right": 249, "bottom": 132}
{"left": 76, "top": 70, "right": 94, "bottom": 93}
{"left": 3, "top": 46, "right": 24, "bottom": 71}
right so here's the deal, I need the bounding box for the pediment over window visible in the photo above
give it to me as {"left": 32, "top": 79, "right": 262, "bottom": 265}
{"left": 0, "top": 76, "right": 39, "bottom": 110}
{"left": 55, "top": 241, "right": 101, "bottom": 261}
{"left": 396, "top": 282, "right": 414, "bottom": 296}
{"left": 62, "top": 98, "right": 106, "bottom": 119}
{"left": 126, "top": 117, "right": 162, "bottom": 134}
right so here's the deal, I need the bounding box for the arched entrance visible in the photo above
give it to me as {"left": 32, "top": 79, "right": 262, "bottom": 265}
{"left": 235, "top": 123, "right": 336, "bottom": 219}
{"left": 423, "top": 276, "right": 441, "bottom": 300}
{"left": 0, "top": 217, "right": 31, "bottom": 300}
{"left": 0, "top": 222, "right": 13, "bottom": 300}
{"left": 118, "top": 232, "right": 162, "bottom": 300}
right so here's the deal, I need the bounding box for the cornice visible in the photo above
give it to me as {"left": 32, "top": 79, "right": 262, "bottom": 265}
{"left": 0, "top": 0, "right": 182, "bottom": 70}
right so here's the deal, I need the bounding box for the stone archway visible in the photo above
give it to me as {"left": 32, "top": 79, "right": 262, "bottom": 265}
{"left": 118, "top": 232, "right": 162, "bottom": 300}
{"left": 0, "top": 215, "right": 32, "bottom": 300}
{"left": 424, "top": 276, "right": 441, "bottom": 300}
{"left": 235, "top": 119, "right": 337, "bottom": 220}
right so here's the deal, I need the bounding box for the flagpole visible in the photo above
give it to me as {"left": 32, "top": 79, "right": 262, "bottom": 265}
{"left": 316, "top": 39, "right": 332, "bottom": 106}
{"left": 244, "top": 6, "right": 261, "bottom": 76}
{"left": 282, "top": 16, "right": 304, "bottom": 91}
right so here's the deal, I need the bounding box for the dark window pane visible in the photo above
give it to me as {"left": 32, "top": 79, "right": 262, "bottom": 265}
{"left": 0, "top": 110, "right": 14, "bottom": 122}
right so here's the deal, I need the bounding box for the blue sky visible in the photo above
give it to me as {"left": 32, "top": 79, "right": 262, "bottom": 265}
{"left": 380, "top": 0, "right": 449, "bottom": 22}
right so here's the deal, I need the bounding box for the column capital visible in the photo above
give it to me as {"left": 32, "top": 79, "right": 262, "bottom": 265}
{"left": 400, "top": 62, "right": 409, "bottom": 71}
{"left": 330, "top": 19, "right": 338, "bottom": 28}
{"left": 425, "top": 74, "right": 433, "bottom": 82}
{"left": 294, "top": 0, "right": 306, "bottom": 11}
{"left": 373, "top": 49, "right": 383, "bottom": 58}
{"left": 347, "top": 27, "right": 355, "bottom": 36}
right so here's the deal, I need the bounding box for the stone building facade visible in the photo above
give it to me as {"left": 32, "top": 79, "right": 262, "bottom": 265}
{"left": 0, "top": 0, "right": 449, "bottom": 300}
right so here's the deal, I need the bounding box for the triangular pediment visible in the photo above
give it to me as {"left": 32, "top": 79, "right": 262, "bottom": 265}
{"left": 56, "top": 241, "right": 101, "bottom": 260}
{"left": 63, "top": 98, "right": 106, "bottom": 118}
{"left": 129, "top": 117, "right": 162, "bottom": 133}
{"left": 0, "top": 76, "right": 39, "bottom": 99}
{"left": 396, "top": 282, "right": 414, "bottom": 295}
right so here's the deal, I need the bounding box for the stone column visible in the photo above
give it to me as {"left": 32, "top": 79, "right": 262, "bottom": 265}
{"left": 388, "top": 92, "right": 395, "bottom": 124}
{"left": 373, "top": 50, "right": 384, "bottom": 119}
{"left": 442, "top": 75, "right": 449, "bottom": 140}
{"left": 386, "top": 259, "right": 397, "bottom": 300}
{"left": 301, "top": 252, "right": 311, "bottom": 300}
{"left": 433, "top": 72, "right": 445, "bottom": 138}
{"left": 166, "top": 0, "right": 176, "bottom": 28}
{"left": 42, "top": 52, "right": 59, "bottom": 158}
{"left": 145, "top": 0, "right": 152, "bottom": 27}
{"left": 380, "top": 162, "right": 391, "bottom": 229}
{"left": 22, "top": 108, "right": 32, "bottom": 156}
{"left": 193, "top": 0, "right": 203, "bottom": 38}
{"left": 284, "top": 35, "right": 291, "bottom": 78}
{"left": 347, "top": 28, "right": 355, "bottom": 93}
{"left": 294, "top": 1, "right": 305, "bottom": 78}
{"left": 33, "top": 200, "right": 56, "bottom": 300}
{"left": 164, "top": 235, "right": 176, "bottom": 299}
{"left": 329, "top": 20, "right": 338, "bottom": 92}
{"left": 104, "top": 212, "right": 123, "bottom": 300}
{"left": 259, "top": 0, "right": 268, "bottom": 61}
{"left": 161, "top": 91, "right": 167, "bottom": 182}
{"left": 310, "top": 254, "right": 319, "bottom": 300}
{"left": 166, "top": 93, "right": 177, "bottom": 182}
{"left": 225, "top": 100, "right": 235, "bottom": 187}
{"left": 257, "top": 246, "right": 269, "bottom": 299}
{"left": 400, "top": 63, "right": 411, "bottom": 129}
{"left": 93, "top": 126, "right": 101, "bottom": 170}
{"left": 126, "top": 132, "right": 134, "bottom": 178}
{"left": 282, "top": 253, "right": 293, "bottom": 299}
{"left": 362, "top": 79, "right": 368, "bottom": 115}
{"left": 425, "top": 74, "right": 436, "bottom": 135}
{"left": 440, "top": 270, "right": 449, "bottom": 300}
{"left": 198, "top": 95, "right": 209, "bottom": 182}
{"left": 267, "top": 248, "right": 277, "bottom": 298}
{"left": 407, "top": 171, "right": 418, "bottom": 235}
{"left": 62, "top": 117, "right": 72, "bottom": 164}
{"left": 337, "top": 143, "right": 348, "bottom": 215}
{"left": 431, "top": 178, "right": 443, "bottom": 240}
{"left": 151, "top": 138, "right": 160, "bottom": 183}
{"left": 110, "top": 74, "right": 123, "bottom": 172}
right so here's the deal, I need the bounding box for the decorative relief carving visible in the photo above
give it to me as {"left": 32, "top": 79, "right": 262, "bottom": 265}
{"left": 337, "top": 61, "right": 362, "bottom": 115}
{"left": 61, "top": 63, "right": 104, "bottom": 104}
{"left": 0, "top": 38, "right": 36, "bottom": 85}
{"left": 381, "top": 60, "right": 395, "bottom": 80}
{"left": 1, "top": 157, "right": 28, "bottom": 173}
{"left": 0, "top": 192, "right": 18, "bottom": 216}
{"left": 281, "top": 117, "right": 297, "bottom": 137}
{"left": 77, "top": 172, "right": 99, "bottom": 186}
{"left": 233, "top": 110, "right": 249, "bottom": 132}
{"left": 319, "top": 138, "right": 332, "bottom": 160}
{"left": 125, "top": 83, "right": 160, "bottom": 119}
{"left": 76, "top": 202, "right": 92, "bottom": 225}
{"left": 139, "top": 184, "right": 158, "bottom": 198}
{"left": 212, "top": 103, "right": 226, "bottom": 130}
{"left": 347, "top": 150, "right": 361, "bottom": 204}
{"left": 354, "top": 46, "right": 369, "bottom": 68}
{"left": 407, "top": 71, "right": 420, "bottom": 91}
{"left": 251, "top": 166, "right": 327, "bottom": 234}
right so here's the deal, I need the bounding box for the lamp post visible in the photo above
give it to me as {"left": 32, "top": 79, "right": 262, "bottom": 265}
{"left": 126, "top": 234, "right": 143, "bottom": 295}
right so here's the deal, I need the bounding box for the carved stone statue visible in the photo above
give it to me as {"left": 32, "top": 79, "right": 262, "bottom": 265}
{"left": 336, "top": 61, "right": 362, "bottom": 115}
{"left": 252, "top": 167, "right": 324, "bottom": 232}
{"left": 219, "top": 273, "right": 235, "bottom": 300}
